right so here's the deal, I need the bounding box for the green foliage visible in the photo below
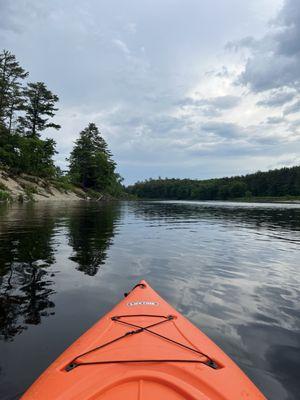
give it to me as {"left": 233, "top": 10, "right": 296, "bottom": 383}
{"left": 0, "top": 50, "right": 28, "bottom": 128}
{"left": 68, "top": 123, "right": 122, "bottom": 193}
{"left": 85, "top": 188, "right": 102, "bottom": 199}
{"left": 106, "top": 173, "right": 125, "bottom": 197}
{"left": 51, "top": 175, "right": 74, "bottom": 192}
{"left": 0, "top": 190, "right": 11, "bottom": 201}
{"left": 23, "top": 184, "right": 37, "bottom": 200}
{"left": 72, "top": 187, "right": 86, "bottom": 199}
{"left": 0, "top": 124, "right": 20, "bottom": 168}
{"left": 127, "top": 166, "right": 300, "bottom": 200}
{"left": 18, "top": 136, "right": 57, "bottom": 177}
{"left": 18, "top": 82, "right": 60, "bottom": 137}
{"left": 54, "top": 166, "right": 64, "bottom": 179}
{"left": 229, "top": 181, "right": 247, "bottom": 198}
{"left": 0, "top": 123, "right": 57, "bottom": 178}
{"left": 0, "top": 50, "right": 59, "bottom": 180}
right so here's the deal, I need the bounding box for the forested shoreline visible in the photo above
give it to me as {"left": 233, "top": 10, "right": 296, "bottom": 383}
{"left": 127, "top": 166, "right": 300, "bottom": 201}
{"left": 0, "top": 50, "right": 124, "bottom": 201}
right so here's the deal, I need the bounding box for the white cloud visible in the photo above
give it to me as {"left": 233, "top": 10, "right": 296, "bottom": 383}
{"left": 112, "top": 39, "right": 131, "bottom": 55}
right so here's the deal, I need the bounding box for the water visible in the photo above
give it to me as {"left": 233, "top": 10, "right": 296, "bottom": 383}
{"left": 0, "top": 200, "right": 299, "bottom": 400}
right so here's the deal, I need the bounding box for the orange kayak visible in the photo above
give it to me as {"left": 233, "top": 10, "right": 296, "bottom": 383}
{"left": 21, "top": 280, "right": 266, "bottom": 399}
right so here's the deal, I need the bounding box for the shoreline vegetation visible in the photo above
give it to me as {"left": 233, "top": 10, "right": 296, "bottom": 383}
{"left": 0, "top": 50, "right": 126, "bottom": 202}
{"left": 135, "top": 197, "right": 300, "bottom": 204}
{"left": 127, "top": 165, "right": 300, "bottom": 204}
{"left": 0, "top": 168, "right": 117, "bottom": 203}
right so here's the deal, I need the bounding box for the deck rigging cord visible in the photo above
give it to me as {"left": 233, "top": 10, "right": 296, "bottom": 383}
{"left": 65, "top": 313, "right": 218, "bottom": 371}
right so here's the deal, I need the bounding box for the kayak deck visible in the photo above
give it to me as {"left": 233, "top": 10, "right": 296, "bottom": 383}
{"left": 21, "top": 280, "right": 266, "bottom": 399}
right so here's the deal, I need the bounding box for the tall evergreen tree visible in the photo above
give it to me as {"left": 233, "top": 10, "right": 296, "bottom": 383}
{"left": 18, "top": 82, "right": 60, "bottom": 137}
{"left": 68, "top": 123, "right": 116, "bottom": 190}
{"left": 6, "top": 83, "right": 26, "bottom": 133}
{"left": 0, "top": 49, "right": 28, "bottom": 127}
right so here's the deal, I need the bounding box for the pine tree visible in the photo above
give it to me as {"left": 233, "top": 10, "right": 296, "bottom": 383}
{"left": 18, "top": 82, "right": 60, "bottom": 137}
{"left": 0, "top": 49, "right": 28, "bottom": 127}
{"left": 68, "top": 123, "right": 116, "bottom": 190}
{"left": 6, "top": 83, "right": 26, "bottom": 133}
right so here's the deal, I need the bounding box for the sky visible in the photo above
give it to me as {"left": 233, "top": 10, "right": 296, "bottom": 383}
{"left": 1, "top": 0, "right": 300, "bottom": 184}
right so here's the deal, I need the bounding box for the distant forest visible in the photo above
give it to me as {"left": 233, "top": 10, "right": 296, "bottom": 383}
{"left": 127, "top": 166, "right": 300, "bottom": 200}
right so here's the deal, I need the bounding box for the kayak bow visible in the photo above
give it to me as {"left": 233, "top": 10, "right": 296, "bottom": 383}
{"left": 21, "top": 280, "right": 266, "bottom": 399}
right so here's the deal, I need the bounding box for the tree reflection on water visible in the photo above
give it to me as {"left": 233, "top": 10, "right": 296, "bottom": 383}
{"left": 0, "top": 202, "right": 121, "bottom": 340}
{"left": 0, "top": 207, "right": 56, "bottom": 340}
{"left": 67, "top": 203, "right": 120, "bottom": 276}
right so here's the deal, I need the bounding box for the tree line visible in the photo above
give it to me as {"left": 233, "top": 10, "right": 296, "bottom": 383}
{"left": 127, "top": 166, "right": 300, "bottom": 200}
{"left": 0, "top": 49, "right": 123, "bottom": 195}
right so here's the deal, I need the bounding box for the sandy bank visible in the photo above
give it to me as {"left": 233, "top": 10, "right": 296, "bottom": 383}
{"left": 0, "top": 170, "right": 86, "bottom": 202}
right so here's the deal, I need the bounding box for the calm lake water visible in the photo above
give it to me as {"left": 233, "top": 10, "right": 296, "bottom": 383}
{"left": 0, "top": 200, "right": 299, "bottom": 399}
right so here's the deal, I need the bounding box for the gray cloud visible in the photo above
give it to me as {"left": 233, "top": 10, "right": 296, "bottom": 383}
{"left": 253, "top": 135, "right": 284, "bottom": 145}
{"left": 283, "top": 99, "right": 300, "bottom": 115}
{"left": 177, "top": 95, "right": 241, "bottom": 118}
{"left": 266, "top": 116, "right": 285, "bottom": 124}
{"left": 289, "top": 119, "right": 300, "bottom": 128}
{"left": 226, "top": 36, "right": 259, "bottom": 51}
{"left": 235, "top": 0, "right": 300, "bottom": 92}
{"left": 0, "top": 0, "right": 49, "bottom": 33}
{"left": 257, "top": 90, "right": 296, "bottom": 107}
{"left": 240, "top": 55, "right": 299, "bottom": 92}
{"left": 276, "top": 0, "right": 300, "bottom": 57}
{"left": 201, "top": 122, "right": 243, "bottom": 138}
{"left": 209, "top": 95, "right": 241, "bottom": 109}
{"left": 179, "top": 95, "right": 240, "bottom": 110}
